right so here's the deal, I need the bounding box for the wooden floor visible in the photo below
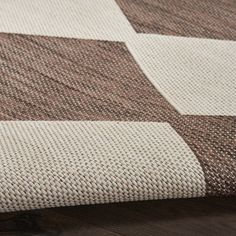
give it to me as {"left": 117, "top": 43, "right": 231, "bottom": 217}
{"left": 0, "top": 197, "right": 235, "bottom": 236}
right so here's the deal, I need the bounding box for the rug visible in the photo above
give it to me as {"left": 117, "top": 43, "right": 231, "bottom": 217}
{"left": 0, "top": 0, "right": 235, "bottom": 212}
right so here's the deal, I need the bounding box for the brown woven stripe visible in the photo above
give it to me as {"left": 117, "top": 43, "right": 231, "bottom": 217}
{"left": 173, "top": 116, "right": 236, "bottom": 196}
{"left": 0, "top": 33, "right": 174, "bottom": 121}
{"left": 0, "top": 33, "right": 235, "bottom": 196}
{"left": 115, "top": 0, "right": 236, "bottom": 40}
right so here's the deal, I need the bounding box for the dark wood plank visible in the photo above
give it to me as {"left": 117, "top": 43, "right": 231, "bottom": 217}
{"left": 0, "top": 197, "right": 235, "bottom": 236}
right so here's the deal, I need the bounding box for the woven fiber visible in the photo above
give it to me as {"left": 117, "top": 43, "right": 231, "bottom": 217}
{"left": 0, "top": 0, "right": 235, "bottom": 212}
{"left": 0, "top": 121, "right": 205, "bottom": 212}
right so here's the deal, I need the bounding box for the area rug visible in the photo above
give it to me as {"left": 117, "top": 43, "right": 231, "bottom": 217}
{"left": 0, "top": 0, "right": 235, "bottom": 212}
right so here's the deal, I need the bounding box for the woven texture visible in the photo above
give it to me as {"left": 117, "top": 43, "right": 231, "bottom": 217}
{"left": 0, "top": 122, "right": 206, "bottom": 211}
{"left": 0, "top": 0, "right": 235, "bottom": 212}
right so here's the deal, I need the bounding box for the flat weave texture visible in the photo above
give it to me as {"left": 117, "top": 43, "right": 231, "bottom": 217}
{"left": 0, "top": 0, "right": 235, "bottom": 212}
{"left": 0, "top": 122, "right": 205, "bottom": 211}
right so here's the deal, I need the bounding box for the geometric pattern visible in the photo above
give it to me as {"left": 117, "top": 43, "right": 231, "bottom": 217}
{"left": 0, "top": 0, "right": 235, "bottom": 212}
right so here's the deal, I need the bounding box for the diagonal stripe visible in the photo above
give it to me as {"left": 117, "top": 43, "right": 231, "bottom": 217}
{"left": 0, "top": 0, "right": 135, "bottom": 41}
{"left": 0, "top": 33, "right": 175, "bottom": 122}
{"left": 126, "top": 34, "right": 236, "bottom": 116}
{"left": 0, "top": 121, "right": 206, "bottom": 212}
{"left": 116, "top": 0, "right": 236, "bottom": 40}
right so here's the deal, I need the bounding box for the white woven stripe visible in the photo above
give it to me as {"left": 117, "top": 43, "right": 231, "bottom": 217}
{"left": 0, "top": 121, "right": 205, "bottom": 212}
{"left": 126, "top": 34, "right": 236, "bottom": 116}
{"left": 0, "top": 0, "right": 135, "bottom": 41}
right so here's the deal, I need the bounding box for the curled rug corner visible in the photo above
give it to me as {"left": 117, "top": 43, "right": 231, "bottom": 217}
{"left": 0, "top": 121, "right": 206, "bottom": 212}
{"left": 0, "top": 0, "right": 235, "bottom": 212}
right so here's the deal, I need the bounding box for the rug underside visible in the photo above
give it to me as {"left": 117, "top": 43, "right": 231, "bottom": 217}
{"left": 0, "top": 0, "right": 235, "bottom": 212}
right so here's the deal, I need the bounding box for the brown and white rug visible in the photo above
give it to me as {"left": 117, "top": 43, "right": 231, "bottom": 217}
{"left": 0, "top": 0, "right": 235, "bottom": 212}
